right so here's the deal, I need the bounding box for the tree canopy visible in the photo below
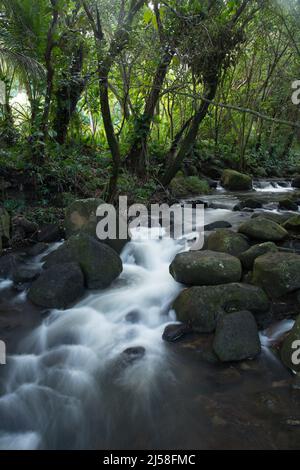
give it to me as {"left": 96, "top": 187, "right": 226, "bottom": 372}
{"left": 0, "top": 0, "right": 299, "bottom": 203}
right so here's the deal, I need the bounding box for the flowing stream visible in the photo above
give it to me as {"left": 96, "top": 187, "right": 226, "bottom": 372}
{"left": 0, "top": 180, "right": 299, "bottom": 450}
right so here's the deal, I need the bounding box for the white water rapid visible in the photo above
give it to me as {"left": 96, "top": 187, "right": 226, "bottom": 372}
{"left": 0, "top": 229, "right": 185, "bottom": 450}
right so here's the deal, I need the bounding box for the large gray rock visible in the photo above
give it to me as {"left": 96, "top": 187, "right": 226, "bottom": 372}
{"left": 43, "top": 233, "right": 123, "bottom": 289}
{"left": 239, "top": 242, "right": 278, "bottom": 270}
{"left": 253, "top": 252, "right": 300, "bottom": 299}
{"left": 65, "top": 198, "right": 129, "bottom": 254}
{"left": 238, "top": 217, "right": 288, "bottom": 242}
{"left": 28, "top": 263, "right": 85, "bottom": 309}
{"left": 172, "top": 283, "right": 270, "bottom": 333}
{"left": 206, "top": 229, "right": 250, "bottom": 256}
{"left": 213, "top": 311, "right": 261, "bottom": 362}
{"left": 221, "top": 169, "right": 252, "bottom": 191}
{"left": 169, "top": 250, "right": 242, "bottom": 286}
{"left": 281, "top": 315, "right": 300, "bottom": 373}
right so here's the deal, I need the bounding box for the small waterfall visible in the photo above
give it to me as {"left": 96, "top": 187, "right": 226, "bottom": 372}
{"left": 0, "top": 230, "right": 184, "bottom": 450}
{"left": 253, "top": 180, "right": 293, "bottom": 193}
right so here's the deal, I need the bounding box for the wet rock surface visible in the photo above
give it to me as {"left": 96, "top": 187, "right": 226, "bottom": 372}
{"left": 170, "top": 250, "right": 242, "bottom": 286}
{"left": 173, "top": 283, "right": 270, "bottom": 333}
{"left": 239, "top": 242, "right": 278, "bottom": 270}
{"left": 213, "top": 311, "right": 261, "bottom": 362}
{"left": 43, "top": 233, "right": 123, "bottom": 289}
{"left": 253, "top": 252, "right": 300, "bottom": 299}
{"left": 28, "top": 262, "right": 85, "bottom": 309}
{"left": 206, "top": 229, "right": 250, "bottom": 256}
{"left": 163, "top": 323, "right": 192, "bottom": 342}
{"left": 238, "top": 217, "right": 288, "bottom": 242}
{"left": 221, "top": 169, "right": 252, "bottom": 191}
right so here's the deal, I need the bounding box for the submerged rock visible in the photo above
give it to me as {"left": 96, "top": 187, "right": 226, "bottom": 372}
{"left": 206, "top": 229, "right": 250, "bottom": 256}
{"left": 169, "top": 250, "right": 242, "bottom": 286}
{"left": 28, "top": 262, "right": 85, "bottom": 309}
{"left": 253, "top": 252, "right": 300, "bottom": 299}
{"left": 221, "top": 169, "right": 252, "bottom": 191}
{"left": 173, "top": 283, "right": 270, "bottom": 333}
{"left": 43, "top": 233, "right": 123, "bottom": 289}
{"left": 281, "top": 315, "right": 300, "bottom": 373}
{"left": 213, "top": 311, "right": 261, "bottom": 362}
{"left": 120, "top": 347, "right": 146, "bottom": 365}
{"left": 238, "top": 217, "right": 288, "bottom": 242}
{"left": 125, "top": 310, "right": 141, "bottom": 324}
{"left": 239, "top": 242, "right": 278, "bottom": 270}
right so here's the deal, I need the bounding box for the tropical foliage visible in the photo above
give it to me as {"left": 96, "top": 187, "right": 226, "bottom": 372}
{"left": 0, "top": 0, "right": 299, "bottom": 202}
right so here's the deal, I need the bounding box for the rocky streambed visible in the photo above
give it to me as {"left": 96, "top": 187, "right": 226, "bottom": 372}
{"left": 0, "top": 178, "right": 300, "bottom": 449}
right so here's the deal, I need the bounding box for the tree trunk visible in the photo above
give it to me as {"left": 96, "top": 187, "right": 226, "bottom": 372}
{"left": 99, "top": 60, "right": 121, "bottom": 201}
{"left": 126, "top": 49, "right": 174, "bottom": 177}
{"left": 53, "top": 43, "right": 86, "bottom": 145}
{"left": 162, "top": 78, "right": 218, "bottom": 186}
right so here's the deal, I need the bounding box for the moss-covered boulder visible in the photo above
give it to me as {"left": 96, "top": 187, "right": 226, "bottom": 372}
{"left": 238, "top": 217, "right": 288, "bottom": 242}
{"left": 278, "top": 198, "right": 298, "bottom": 212}
{"left": 28, "top": 262, "right": 85, "bottom": 309}
{"left": 233, "top": 198, "right": 263, "bottom": 211}
{"left": 282, "top": 215, "right": 300, "bottom": 234}
{"left": 253, "top": 252, "right": 300, "bottom": 299}
{"left": 281, "top": 316, "right": 300, "bottom": 373}
{"left": 169, "top": 176, "right": 211, "bottom": 198}
{"left": 239, "top": 242, "right": 278, "bottom": 270}
{"left": 207, "top": 229, "right": 250, "bottom": 256}
{"left": 65, "top": 198, "right": 129, "bottom": 253}
{"left": 213, "top": 311, "right": 261, "bottom": 362}
{"left": 43, "top": 233, "right": 123, "bottom": 289}
{"left": 172, "top": 283, "right": 270, "bottom": 333}
{"left": 65, "top": 198, "right": 104, "bottom": 238}
{"left": 169, "top": 250, "right": 242, "bottom": 286}
{"left": 221, "top": 169, "right": 252, "bottom": 191}
{"left": 251, "top": 212, "right": 291, "bottom": 225}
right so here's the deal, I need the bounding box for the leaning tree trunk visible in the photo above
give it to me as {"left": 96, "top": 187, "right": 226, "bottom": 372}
{"left": 162, "top": 78, "right": 218, "bottom": 186}
{"left": 99, "top": 59, "right": 122, "bottom": 201}
{"left": 126, "top": 49, "right": 174, "bottom": 178}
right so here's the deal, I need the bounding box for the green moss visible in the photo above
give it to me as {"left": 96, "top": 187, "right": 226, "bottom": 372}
{"left": 221, "top": 169, "right": 252, "bottom": 191}
{"left": 170, "top": 176, "right": 211, "bottom": 197}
